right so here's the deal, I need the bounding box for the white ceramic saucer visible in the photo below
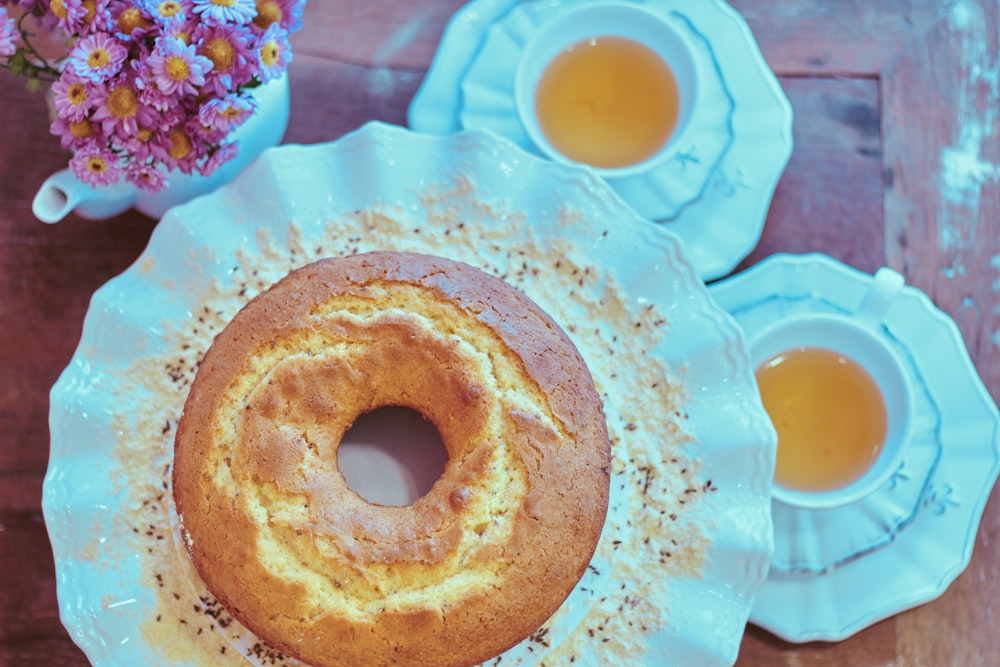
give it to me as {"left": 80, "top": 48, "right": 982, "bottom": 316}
{"left": 408, "top": 0, "right": 793, "bottom": 282}
{"left": 458, "top": 1, "right": 734, "bottom": 222}
{"left": 709, "top": 253, "right": 1000, "bottom": 642}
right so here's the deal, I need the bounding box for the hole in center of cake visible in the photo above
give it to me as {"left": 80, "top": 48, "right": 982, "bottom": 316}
{"left": 337, "top": 406, "right": 448, "bottom": 506}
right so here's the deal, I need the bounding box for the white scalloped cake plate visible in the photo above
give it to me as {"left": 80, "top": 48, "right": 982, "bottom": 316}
{"left": 709, "top": 253, "right": 1000, "bottom": 642}
{"left": 408, "top": 0, "right": 793, "bottom": 282}
{"left": 458, "top": 1, "right": 735, "bottom": 222}
{"left": 43, "top": 123, "right": 776, "bottom": 666}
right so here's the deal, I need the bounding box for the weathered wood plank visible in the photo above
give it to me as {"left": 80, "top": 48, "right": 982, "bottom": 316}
{"left": 738, "top": 76, "right": 884, "bottom": 274}
{"left": 0, "top": 513, "right": 87, "bottom": 665}
{"left": 883, "top": 0, "right": 1000, "bottom": 405}
{"left": 294, "top": 0, "right": 465, "bottom": 69}
{"left": 729, "top": 0, "right": 954, "bottom": 74}
{"left": 284, "top": 53, "right": 427, "bottom": 144}
{"left": 881, "top": 4, "right": 1000, "bottom": 665}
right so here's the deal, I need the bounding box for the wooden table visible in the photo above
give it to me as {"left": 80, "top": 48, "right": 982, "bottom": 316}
{"left": 2, "top": 1, "right": 997, "bottom": 665}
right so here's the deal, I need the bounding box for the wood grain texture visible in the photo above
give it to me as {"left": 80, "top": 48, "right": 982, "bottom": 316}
{"left": 0, "top": 1, "right": 997, "bottom": 665}
{"left": 729, "top": 0, "right": 954, "bottom": 73}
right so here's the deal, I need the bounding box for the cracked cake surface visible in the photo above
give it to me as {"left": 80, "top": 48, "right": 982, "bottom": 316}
{"left": 172, "top": 251, "right": 612, "bottom": 667}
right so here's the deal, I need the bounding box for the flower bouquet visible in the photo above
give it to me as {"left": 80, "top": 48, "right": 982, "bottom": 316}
{"left": 1, "top": 0, "right": 305, "bottom": 194}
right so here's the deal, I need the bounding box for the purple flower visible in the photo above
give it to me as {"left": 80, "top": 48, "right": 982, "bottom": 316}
{"left": 149, "top": 123, "right": 203, "bottom": 175}
{"left": 0, "top": 8, "right": 17, "bottom": 57}
{"left": 249, "top": 0, "right": 305, "bottom": 34}
{"left": 51, "top": 73, "right": 97, "bottom": 122}
{"left": 193, "top": 21, "right": 254, "bottom": 97}
{"left": 253, "top": 22, "right": 291, "bottom": 82}
{"left": 50, "top": 115, "right": 104, "bottom": 151}
{"left": 200, "top": 141, "right": 238, "bottom": 177}
{"left": 69, "top": 144, "right": 122, "bottom": 187}
{"left": 91, "top": 77, "right": 158, "bottom": 139}
{"left": 115, "top": 110, "right": 177, "bottom": 162}
{"left": 198, "top": 92, "right": 255, "bottom": 133}
{"left": 192, "top": 0, "right": 255, "bottom": 26}
{"left": 15, "top": 0, "right": 304, "bottom": 191}
{"left": 125, "top": 162, "right": 169, "bottom": 192}
{"left": 142, "top": 0, "right": 190, "bottom": 24}
{"left": 68, "top": 31, "right": 128, "bottom": 82}
{"left": 111, "top": 2, "right": 156, "bottom": 40}
{"left": 146, "top": 36, "right": 213, "bottom": 96}
{"left": 48, "top": 0, "right": 88, "bottom": 31}
{"left": 51, "top": 0, "right": 112, "bottom": 36}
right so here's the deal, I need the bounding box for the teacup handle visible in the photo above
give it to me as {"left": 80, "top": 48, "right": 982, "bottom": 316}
{"left": 855, "top": 267, "right": 905, "bottom": 329}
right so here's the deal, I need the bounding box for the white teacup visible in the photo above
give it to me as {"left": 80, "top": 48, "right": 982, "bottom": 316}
{"left": 513, "top": 2, "right": 700, "bottom": 179}
{"left": 749, "top": 268, "right": 914, "bottom": 510}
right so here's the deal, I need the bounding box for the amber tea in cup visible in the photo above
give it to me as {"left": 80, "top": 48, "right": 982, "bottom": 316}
{"left": 757, "top": 345, "right": 888, "bottom": 494}
{"left": 748, "top": 269, "right": 913, "bottom": 511}
{"left": 533, "top": 35, "right": 681, "bottom": 169}
{"left": 515, "top": 3, "right": 699, "bottom": 178}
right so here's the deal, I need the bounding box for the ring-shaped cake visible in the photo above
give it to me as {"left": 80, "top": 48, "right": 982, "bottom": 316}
{"left": 172, "top": 251, "right": 612, "bottom": 667}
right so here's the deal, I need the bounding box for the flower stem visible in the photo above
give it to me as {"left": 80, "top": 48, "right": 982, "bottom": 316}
{"left": 9, "top": 11, "right": 62, "bottom": 82}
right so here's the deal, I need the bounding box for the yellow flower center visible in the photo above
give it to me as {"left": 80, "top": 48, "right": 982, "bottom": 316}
{"left": 168, "top": 129, "right": 193, "bottom": 160}
{"left": 69, "top": 120, "right": 94, "bottom": 139}
{"left": 260, "top": 40, "right": 281, "bottom": 67}
{"left": 203, "top": 37, "right": 235, "bottom": 71}
{"left": 254, "top": 0, "right": 282, "bottom": 28}
{"left": 158, "top": 1, "right": 183, "bottom": 17}
{"left": 220, "top": 105, "right": 244, "bottom": 119}
{"left": 165, "top": 56, "right": 191, "bottom": 82}
{"left": 210, "top": 0, "right": 238, "bottom": 6}
{"left": 50, "top": 0, "right": 69, "bottom": 19}
{"left": 118, "top": 8, "right": 152, "bottom": 33}
{"left": 107, "top": 86, "right": 139, "bottom": 119}
{"left": 138, "top": 128, "right": 154, "bottom": 142}
{"left": 86, "top": 155, "right": 109, "bottom": 174}
{"left": 87, "top": 47, "right": 111, "bottom": 70}
{"left": 82, "top": 0, "right": 97, "bottom": 23}
{"left": 67, "top": 83, "right": 88, "bottom": 106}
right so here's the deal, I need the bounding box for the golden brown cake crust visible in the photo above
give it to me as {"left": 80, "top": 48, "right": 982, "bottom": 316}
{"left": 172, "top": 251, "right": 611, "bottom": 667}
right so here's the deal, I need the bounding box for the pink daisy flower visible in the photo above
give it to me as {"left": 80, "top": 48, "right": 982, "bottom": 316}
{"left": 125, "top": 162, "right": 170, "bottom": 193}
{"left": 115, "top": 110, "right": 177, "bottom": 162}
{"left": 50, "top": 115, "right": 105, "bottom": 151}
{"left": 198, "top": 92, "right": 255, "bottom": 134}
{"left": 248, "top": 0, "right": 305, "bottom": 34}
{"left": 68, "top": 31, "right": 128, "bottom": 83}
{"left": 0, "top": 9, "right": 17, "bottom": 58}
{"left": 132, "top": 60, "right": 174, "bottom": 112}
{"left": 111, "top": 2, "right": 156, "bottom": 40}
{"left": 200, "top": 141, "right": 238, "bottom": 177}
{"left": 52, "top": 0, "right": 112, "bottom": 37}
{"left": 142, "top": 0, "right": 191, "bottom": 24}
{"left": 70, "top": 144, "right": 122, "bottom": 187}
{"left": 51, "top": 73, "right": 99, "bottom": 122}
{"left": 146, "top": 36, "right": 213, "bottom": 96}
{"left": 253, "top": 23, "right": 291, "bottom": 83}
{"left": 192, "top": 0, "right": 256, "bottom": 26}
{"left": 149, "top": 123, "right": 204, "bottom": 175}
{"left": 91, "top": 77, "right": 158, "bottom": 139}
{"left": 193, "top": 21, "right": 254, "bottom": 97}
{"left": 48, "top": 0, "right": 89, "bottom": 33}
